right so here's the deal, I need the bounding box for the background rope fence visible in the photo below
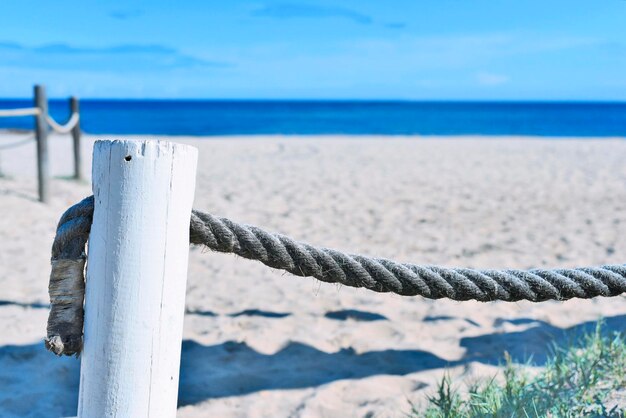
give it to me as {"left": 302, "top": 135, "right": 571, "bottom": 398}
{"left": 46, "top": 194, "right": 626, "bottom": 356}
{"left": 0, "top": 85, "right": 83, "bottom": 202}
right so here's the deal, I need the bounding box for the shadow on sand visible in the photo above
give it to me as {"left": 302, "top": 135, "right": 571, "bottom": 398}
{"left": 2, "top": 314, "right": 625, "bottom": 415}
{"left": 324, "top": 309, "right": 388, "bottom": 322}
{"left": 0, "top": 299, "right": 49, "bottom": 309}
{"left": 185, "top": 308, "right": 291, "bottom": 318}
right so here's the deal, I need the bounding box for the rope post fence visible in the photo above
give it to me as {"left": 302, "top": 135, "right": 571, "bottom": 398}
{"left": 44, "top": 140, "right": 626, "bottom": 415}
{"left": 34, "top": 84, "right": 49, "bottom": 203}
{"left": 77, "top": 140, "right": 197, "bottom": 417}
{"left": 0, "top": 84, "right": 82, "bottom": 202}
{"left": 70, "top": 96, "right": 82, "bottom": 181}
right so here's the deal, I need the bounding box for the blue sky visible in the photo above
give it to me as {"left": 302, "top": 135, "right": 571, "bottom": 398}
{"left": 1, "top": 1, "right": 625, "bottom": 99}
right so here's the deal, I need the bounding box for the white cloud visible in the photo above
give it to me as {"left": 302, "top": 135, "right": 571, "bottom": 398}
{"left": 0, "top": 41, "right": 231, "bottom": 71}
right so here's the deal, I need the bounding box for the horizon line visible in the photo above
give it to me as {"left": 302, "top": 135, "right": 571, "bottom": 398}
{"left": 1, "top": 97, "right": 625, "bottom": 104}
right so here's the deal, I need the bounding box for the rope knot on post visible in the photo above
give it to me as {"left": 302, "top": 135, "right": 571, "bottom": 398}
{"left": 46, "top": 195, "right": 93, "bottom": 356}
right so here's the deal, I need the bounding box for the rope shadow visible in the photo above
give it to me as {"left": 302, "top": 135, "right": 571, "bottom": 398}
{"left": 185, "top": 308, "right": 291, "bottom": 318}
{"left": 324, "top": 309, "right": 388, "bottom": 321}
{"left": 178, "top": 340, "right": 447, "bottom": 405}
{"left": 460, "top": 313, "right": 626, "bottom": 366}
{"left": 230, "top": 309, "right": 290, "bottom": 318}
{"left": 2, "top": 313, "right": 625, "bottom": 414}
{"left": 0, "top": 299, "right": 49, "bottom": 309}
{"left": 423, "top": 315, "right": 480, "bottom": 327}
{"left": 178, "top": 313, "right": 626, "bottom": 405}
{"left": 0, "top": 343, "right": 78, "bottom": 418}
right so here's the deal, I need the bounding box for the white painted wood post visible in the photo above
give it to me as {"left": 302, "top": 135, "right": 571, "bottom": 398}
{"left": 78, "top": 140, "right": 198, "bottom": 417}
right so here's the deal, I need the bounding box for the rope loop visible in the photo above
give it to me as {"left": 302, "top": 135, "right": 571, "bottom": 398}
{"left": 46, "top": 112, "right": 80, "bottom": 134}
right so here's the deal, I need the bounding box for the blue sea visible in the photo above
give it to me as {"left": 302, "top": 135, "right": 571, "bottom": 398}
{"left": 0, "top": 99, "right": 625, "bottom": 137}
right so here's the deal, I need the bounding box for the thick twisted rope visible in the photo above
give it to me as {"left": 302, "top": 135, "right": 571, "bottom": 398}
{"left": 189, "top": 213, "right": 626, "bottom": 301}
{"left": 46, "top": 112, "right": 79, "bottom": 134}
{"left": 46, "top": 196, "right": 626, "bottom": 356}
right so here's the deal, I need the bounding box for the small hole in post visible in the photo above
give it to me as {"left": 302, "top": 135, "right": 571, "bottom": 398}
{"left": 125, "top": 155, "right": 132, "bottom": 162}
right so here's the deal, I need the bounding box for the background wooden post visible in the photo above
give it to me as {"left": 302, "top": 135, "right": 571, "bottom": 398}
{"left": 78, "top": 140, "right": 197, "bottom": 417}
{"left": 34, "top": 84, "right": 49, "bottom": 203}
{"left": 70, "top": 96, "right": 82, "bottom": 181}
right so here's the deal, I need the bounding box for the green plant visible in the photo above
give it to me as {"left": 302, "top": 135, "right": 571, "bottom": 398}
{"left": 417, "top": 322, "right": 626, "bottom": 418}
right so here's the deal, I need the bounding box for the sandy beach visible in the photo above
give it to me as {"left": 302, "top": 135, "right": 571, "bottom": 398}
{"left": 0, "top": 133, "right": 625, "bottom": 417}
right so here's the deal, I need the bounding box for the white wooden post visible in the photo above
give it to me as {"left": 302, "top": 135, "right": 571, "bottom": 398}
{"left": 78, "top": 140, "right": 198, "bottom": 417}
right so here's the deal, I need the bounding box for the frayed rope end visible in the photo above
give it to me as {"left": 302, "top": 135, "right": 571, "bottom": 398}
{"left": 45, "top": 334, "right": 82, "bottom": 357}
{"left": 46, "top": 259, "right": 86, "bottom": 357}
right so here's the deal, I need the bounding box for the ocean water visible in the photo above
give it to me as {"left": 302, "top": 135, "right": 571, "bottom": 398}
{"left": 0, "top": 99, "right": 625, "bottom": 137}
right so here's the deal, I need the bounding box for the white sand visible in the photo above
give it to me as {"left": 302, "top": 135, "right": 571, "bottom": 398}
{"left": 0, "top": 133, "right": 625, "bottom": 417}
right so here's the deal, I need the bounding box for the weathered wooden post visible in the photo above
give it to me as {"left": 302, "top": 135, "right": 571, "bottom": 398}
{"left": 70, "top": 96, "right": 82, "bottom": 181}
{"left": 34, "top": 84, "right": 49, "bottom": 203}
{"left": 78, "top": 140, "right": 197, "bottom": 417}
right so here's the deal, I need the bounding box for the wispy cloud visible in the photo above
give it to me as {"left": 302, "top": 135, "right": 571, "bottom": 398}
{"left": 252, "top": 3, "right": 373, "bottom": 25}
{"left": 476, "top": 72, "right": 509, "bottom": 86}
{"left": 0, "top": 42, "right": 231, "bottom": 71}
{"left": 109, "top": 10, "right": 143, "bottom": 20}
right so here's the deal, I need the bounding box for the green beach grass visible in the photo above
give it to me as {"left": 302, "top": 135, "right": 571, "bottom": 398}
{"left": 414, "top": 323, "right": 626, "bottom": 418}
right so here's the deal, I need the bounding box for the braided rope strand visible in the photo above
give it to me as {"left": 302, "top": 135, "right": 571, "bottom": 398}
{"left": 46, "top": 196, "right": 626, "bottom": 356}
{"left": 189, "top": 211, "right": 626, "bottom": 302}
